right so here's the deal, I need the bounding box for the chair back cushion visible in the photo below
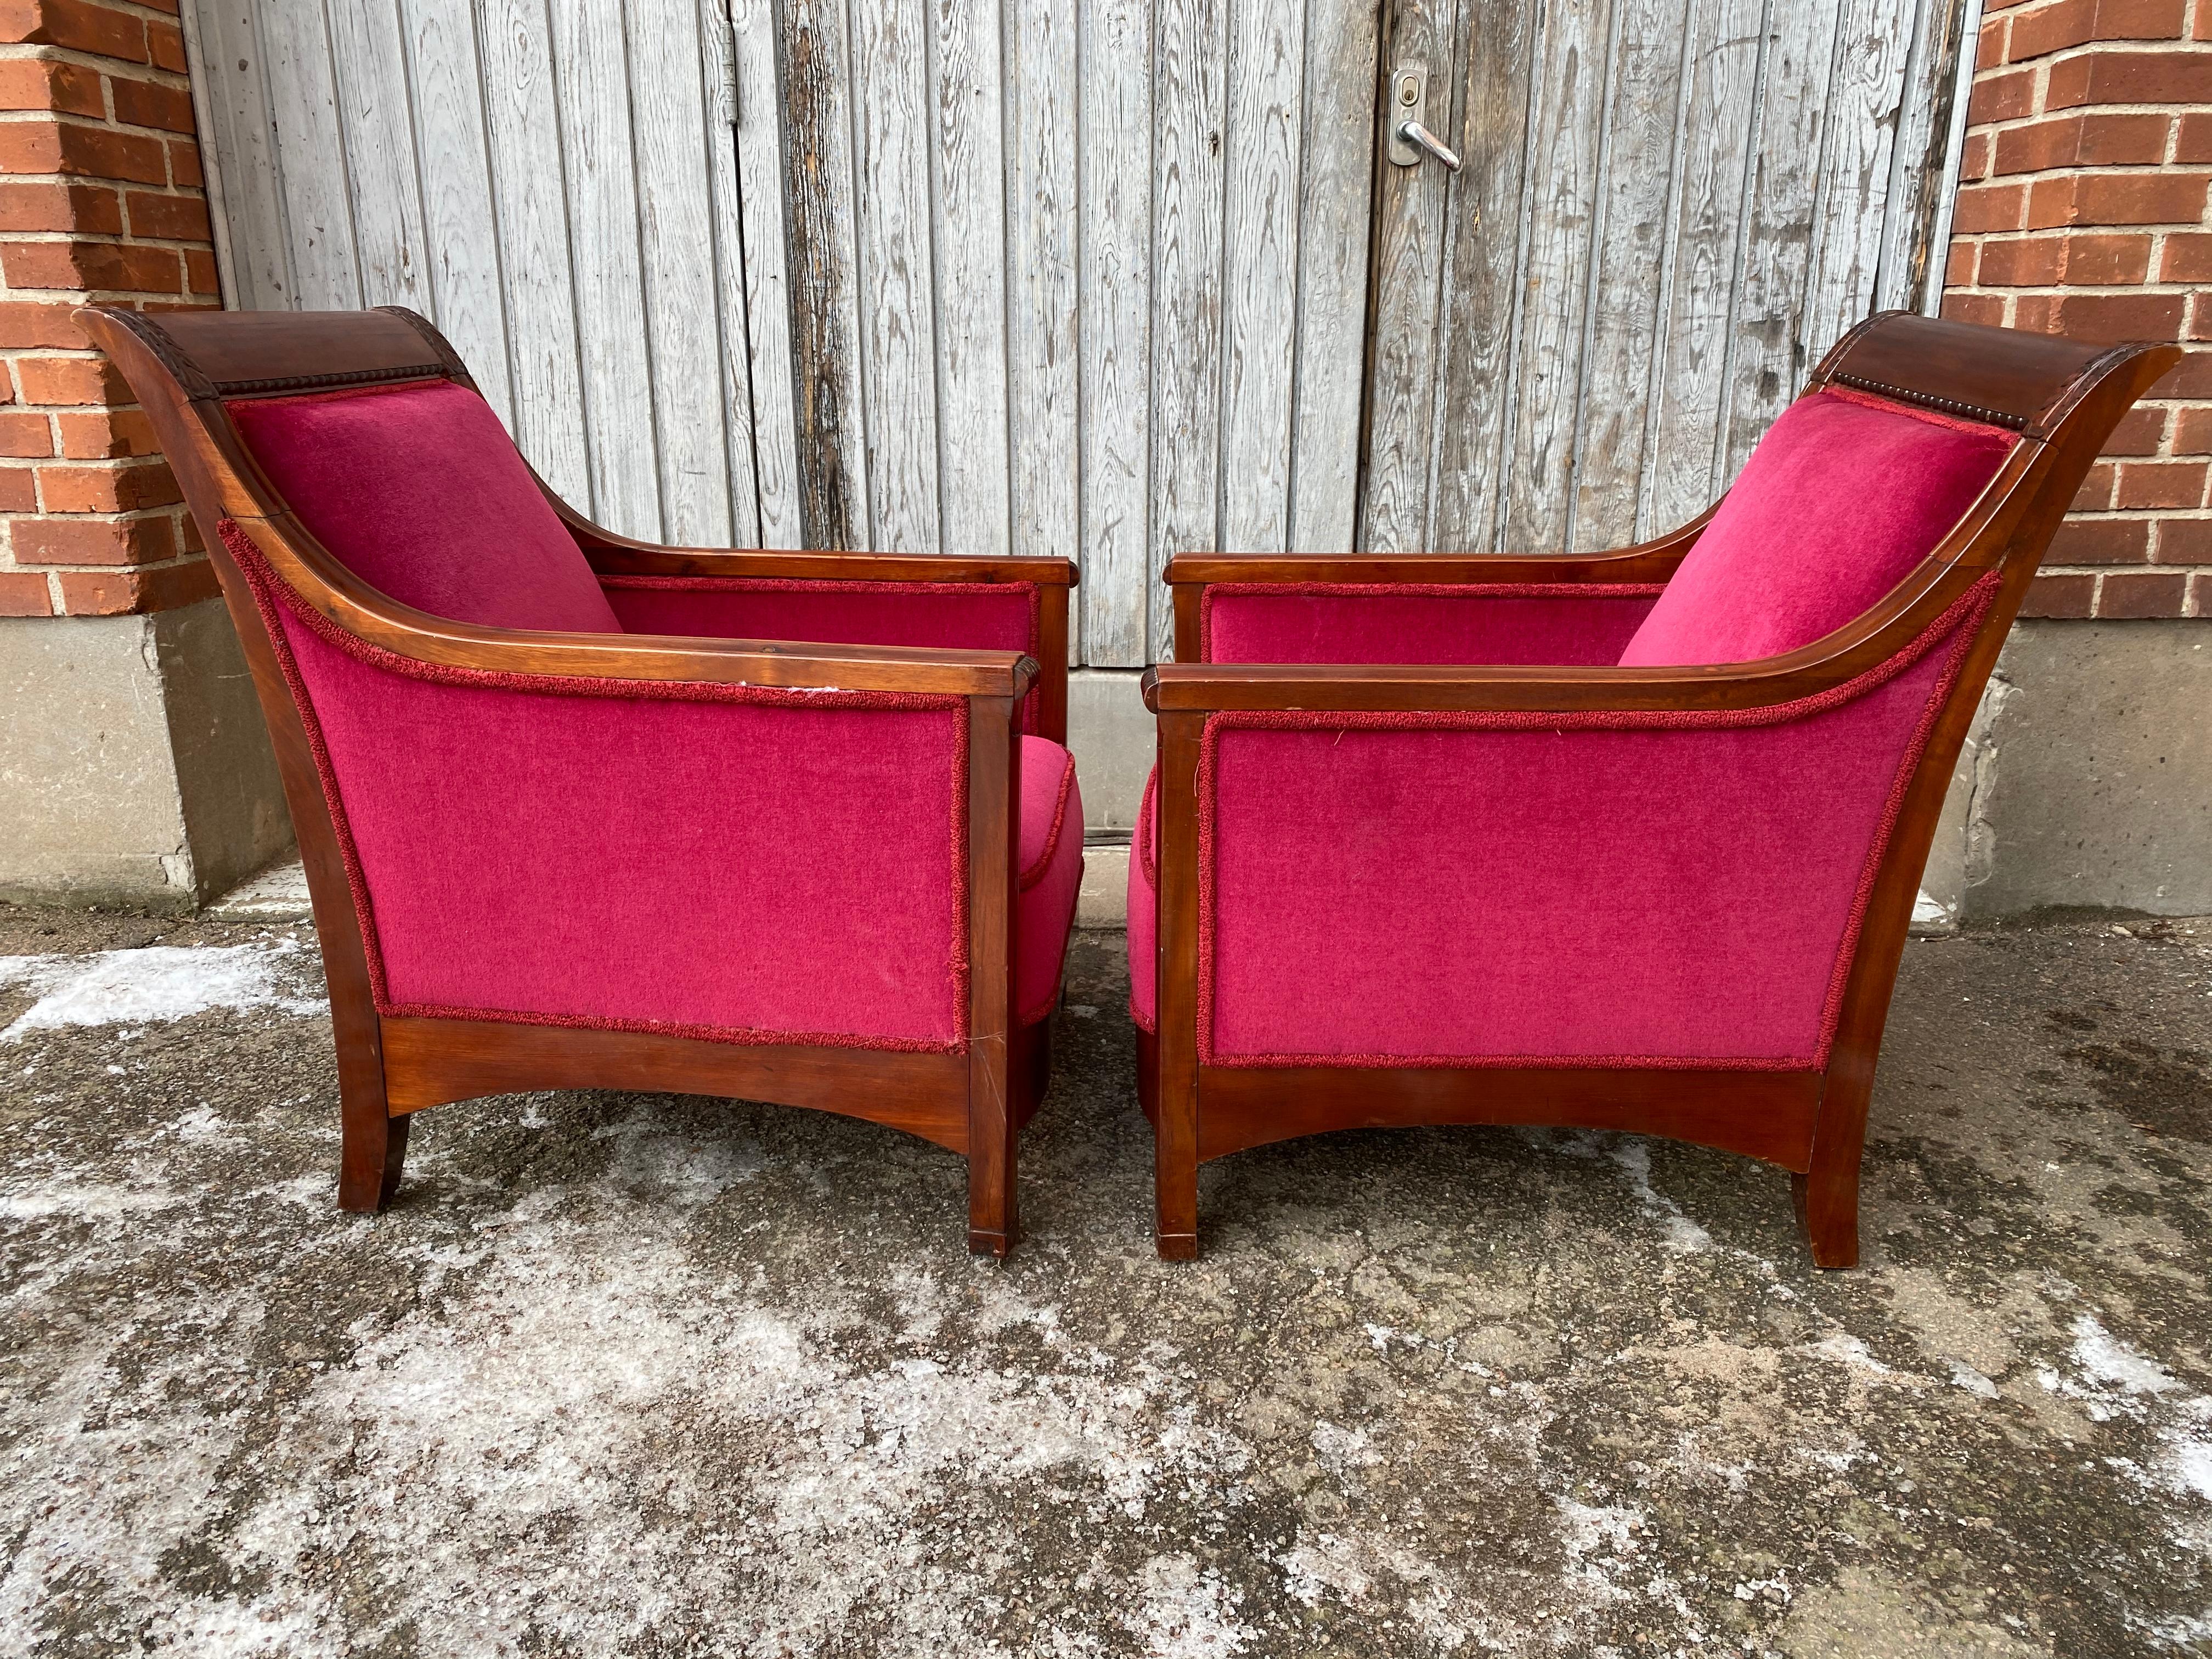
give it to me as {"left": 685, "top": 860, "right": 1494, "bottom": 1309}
{"left": 227, "top": 379, "right": 623, "bottom": 634}
{"left": 1618, "top": 387, "right": 2015, "bottom": 667}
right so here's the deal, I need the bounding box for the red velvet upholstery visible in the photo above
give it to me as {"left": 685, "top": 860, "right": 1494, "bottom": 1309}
{"left": 1135, "top": 589, "right": 1992, "bottom": 1054}
{"left": 606, "top": 576, "right": 1042, "bottom": 730}
{"left": 228, "top": 522, "right": 1081, "bottom": 1049}
{"left": 227, "top": 380, "right": 623, "bottom": 635}
{"left": 1017, "top": 736, "right": 1084, "bottom": 1026}
{"left": 1620, "top": 388, "right": 2015, "bottom": 667}
{"left": 1130, "top": 768, "right": 1159, "bottom": 1031}
{"left": 1205, "top": 584, "right": 1662, "bottom": 666}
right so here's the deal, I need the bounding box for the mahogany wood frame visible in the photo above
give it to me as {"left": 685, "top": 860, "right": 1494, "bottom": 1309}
{"left": 77, "top": 304, "right": 1077, "bottom": 1257}
{"left": 1136, "top": 312, "right": 2178, "bottom": 1267}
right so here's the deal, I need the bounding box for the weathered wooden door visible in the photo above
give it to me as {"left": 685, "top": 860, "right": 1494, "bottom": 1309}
{"left": 1361, "top": 0, "right": 1972, "bottom": 554}
{"left": 183, "top": 0, "right": 1968, "bottom": 660}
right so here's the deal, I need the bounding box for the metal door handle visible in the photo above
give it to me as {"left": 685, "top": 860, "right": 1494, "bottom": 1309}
{"left": 1396, "top": 119, "right": 1462, "bottom": 172}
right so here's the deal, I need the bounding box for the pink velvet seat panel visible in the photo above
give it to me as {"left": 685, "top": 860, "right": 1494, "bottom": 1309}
{"left": 227, "top": 380, "right": 623, "bottom": 635}
{"left": 270, "top": 606, "right": 970, "bottom": 1050}
{"left": 1133, "top": 595, "right": 1988, "bottom": 1061}
{"left": 1619, "top": 387, "right": 2015, "bottom": 667}
{"left": 1129, "top": 768, "right": 1158, "bottom": 1031}
{"left": 1017, "top": 736, "right": 1084, "bottom": 1027}
{"left": 1204, "top": 585, "right": 1662, "bottom": 667}
{"left": 605, "top": 576, "right": 1043, "bottom": 730}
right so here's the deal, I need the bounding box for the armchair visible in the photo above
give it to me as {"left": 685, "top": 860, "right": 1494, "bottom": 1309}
{"left": 1130, "top": 312, "right": 2177, "bottom": 1267}
{"left": 81, "top": 305, "right": 1082, "bottom": 1257}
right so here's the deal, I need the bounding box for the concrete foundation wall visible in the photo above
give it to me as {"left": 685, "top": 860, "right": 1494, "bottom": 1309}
{"left": 0, "top": 599, "right": 289, "bottom": 912}
{"left": 1923, "top": 619, "right": 2210, "bottom": 920}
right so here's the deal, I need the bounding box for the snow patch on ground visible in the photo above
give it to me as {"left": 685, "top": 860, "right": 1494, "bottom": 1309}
{"left": 0, "top": 941, "right": 321, "bottom": 1041}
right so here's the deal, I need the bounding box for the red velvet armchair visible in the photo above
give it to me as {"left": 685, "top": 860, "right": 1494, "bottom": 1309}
{"left": 1129, "top": 312, "right": 2177, "bottom": 1267}
{"left": 81, "top": 306, "right": 1082, "bottom": 1257}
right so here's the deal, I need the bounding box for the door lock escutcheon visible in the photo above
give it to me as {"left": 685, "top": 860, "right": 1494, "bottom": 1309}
{"left": 1387, "top": 63, "right": 1463, "bottom": 171}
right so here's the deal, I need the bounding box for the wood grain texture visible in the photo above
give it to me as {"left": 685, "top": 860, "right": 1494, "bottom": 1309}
{"left": 1425, "top": 0, "right": 1536, "bottom": 554}
{"left": 1499, "top": 0, "right": 1610, "bottom": 554}
{"left": 1148, "top": 0, "right": 1229, "bottom": 662}
{"left": 627, "top": 0, "right": 734, "bottom": 546}
{"left": 325, "top": 0, "right": 431, "bottom": 311}
{"left": 1640, "top": 0, "right": 1764, "bottom": 530}
{"left": 1004, "top": 0, "right": 1080, "bottom": 647}
{"left": 182, "top": 1, "right": 290, "bottom": 307}
{"left": 1217, "top": 0, "right": 1303, "bottom": 556}
{"left": 849, "top": 0, "right": 942, "bottom": 552}
{"left": 720, "top": 0, "right": 795, "bottom": 548}
{"left": 549, "top": 0, "right": 661, "bottom": 539}
{"left": 1571, "top": 0, "right": 1688, "bottom": 548}
{"left": 931, "top": 0, "right": 1013, "bottom": 560}
{"left": 1804, "top": 0, "right": 1912, "bottom": 363}
{"left": 257, "top": 3, "right": 359, "bottom": 308}
{"left": 777, "top": 0, "right": 871, "bottom": 549}
{"left": 1078, "top": 0, "right": 1154, "bottom": 664}
{"left": 1358, "top": 0, "right": 1458, "bottom": 556}
{"left": 398, "top": 0, "right": 516, "bottom": 427}
{"left": 1286, "top": 0, "right": 1376, "bottom": 555}
{"left": 476, "top": 0, "right": 591, "bottom": 504}
{"left": 1875, "top": 0, "right": 1968, "bottom": 313}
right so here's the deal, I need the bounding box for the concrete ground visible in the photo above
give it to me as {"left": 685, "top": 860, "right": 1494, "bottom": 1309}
{"left": 2, "top": 909, "right": 2209, "bottom": 1657}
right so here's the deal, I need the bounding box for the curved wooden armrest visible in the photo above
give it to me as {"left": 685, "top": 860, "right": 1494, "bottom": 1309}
{"left": 234, "top": 516, "right": 1039, "bottom": 701}
{"left": 1141, "top": 659, "right": 1838, "bottom": 715}
{"left": 562, "top": 519, "right": 1077, "bottom": 589}
{"left": 1162, "top": 513, "right": 1712, "bottom": 590}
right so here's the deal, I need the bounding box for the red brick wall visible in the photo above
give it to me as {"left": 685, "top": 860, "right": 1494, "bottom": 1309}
{"left": 1946, "top": 0, "right": 2212, "bottom": 619}
{"left": 0, "top": 0, "right": 218, "bottom": 619}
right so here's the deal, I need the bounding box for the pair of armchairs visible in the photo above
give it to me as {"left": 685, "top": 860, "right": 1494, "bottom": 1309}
{"left": 88, "top": 306, "right": 2171, "bottom": 1269}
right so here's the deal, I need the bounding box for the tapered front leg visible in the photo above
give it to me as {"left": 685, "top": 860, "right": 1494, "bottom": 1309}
{"left": 1153, "top": 714, "right": 1203, "bottom": 1260}
{"left": 966, "top": 694, "right": 1022, "bottom": 1258}
{"left": 338, "top": 1101, "right": 409, "bottom": 1213}
{"left": 1797, "top": 1061, "right": 1874, "bottom": 1268}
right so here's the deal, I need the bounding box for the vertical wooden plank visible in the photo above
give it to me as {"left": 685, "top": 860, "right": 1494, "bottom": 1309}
{"left": 1876, "top": 0, "right": 1970, "bottom": 314}
{"left": 180, "top": 2, "right": 273, "bottom": 306}
{"left": 1805, "top": 0, "right": 1916, "bottom": 371}
{"left": 1359, "top": 0, "right": 1457, "bottom": 555}
{"left": 325, "top": 0, "right": 430, "bottom": 309}
{"left": 932, "top": 0, "right": 1012, "bottom": 558}
{"left": 1079, "top": 0, "right": 1152, "bottom": 663}
{"left": 258, "top": 5, "right": 360, "bottom": 308}
{"left": 548, "top": 0, "right": 661, "bottom": 540}
{"left": 1148, "top": 0, "right": 1228, "bottom": 660}
{"left": 1425, "top": 0, "right": 1537, "bottom": 553}
{"left": 626, "top": 0, "right": 733, "bottom": 547}
{"left": 699, "top": 0, "right": 764, "bottom": 548}
{"left": 398, "top": 0, "right": 515, "bottom": 423}
{"left": 1217, "top": 0, "right": 1301, "bottom": 555}
{"left": 849, "top": 0, "right": 941, "bottom": 552}
{"left": 716, "top": 0, "right": 787, "bottom": 547}
{"left": 777, "top": 0, "right": 870, "bottom": 549}
{"left": 1640, "top": 0, "right": 1763, "bottom": 533}
{"left": 1003, "top": 0, "right": 1079, "bottom": 640}
{"left": 1286, "top": 0, "right": 1376, "bottom": 554}
{"left": 1499, "top": 0, "right": 1611, "bottom": 552}
{"left": 1569, "top": 0, "right": 1688, "bottom": 549}
{"left": 477, "top": 0, "right": 591, "bottom": 505}
{"left": 1723, "top": 0, "right": 1843, "bottom": 478}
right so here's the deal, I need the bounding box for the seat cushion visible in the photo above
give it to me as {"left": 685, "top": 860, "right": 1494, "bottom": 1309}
{"left": 227, "top": 379, "right": 624, "bottom": 636}
{"left": 1018, "top": 736, "right": 1084, "bottom": 1027}
{"left": 1128, "top": 766, "right": 1157, "bottom": 1031}
{"left": 1618, "top": 387, "right": 2015, "bottom": 667}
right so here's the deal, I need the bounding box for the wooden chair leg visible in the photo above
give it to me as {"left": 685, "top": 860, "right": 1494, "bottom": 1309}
{"left": 1796, "top": 1068, "right": 1871, "bottom": 1268}
{"left": 968, "top": 1031, "right": 1018, "bottom": 1258}
{"left": 1153, "top": 1032, "right": 1197, "bottom": 1260}
{"left": 338, "top": 1103, "right": 409, "bottom": 1214}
